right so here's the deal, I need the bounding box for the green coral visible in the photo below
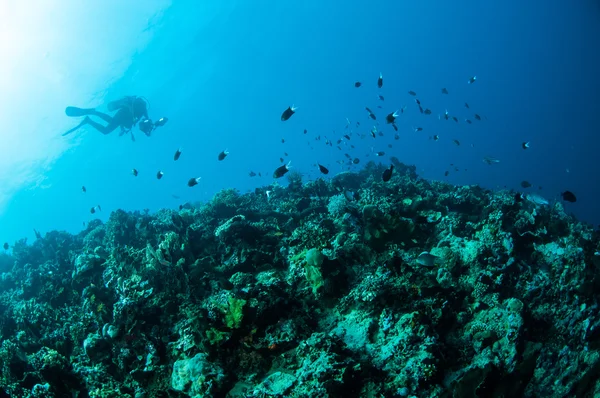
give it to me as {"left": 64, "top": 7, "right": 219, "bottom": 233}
{"left": 224, "top": 296, "right": 247, "bottom": 329}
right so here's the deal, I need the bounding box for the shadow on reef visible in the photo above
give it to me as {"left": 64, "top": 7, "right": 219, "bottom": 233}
{"left": 1, "top": 160, "right": 600, "bottom": 397}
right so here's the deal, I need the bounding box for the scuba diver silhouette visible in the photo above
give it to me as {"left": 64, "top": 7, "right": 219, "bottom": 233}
{"left": 63, "top": 96, "right": 168, "bottom": 140}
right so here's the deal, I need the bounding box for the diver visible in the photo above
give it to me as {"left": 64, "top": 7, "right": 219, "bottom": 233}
{"left": 62, "top": 96, "right": 167, "bottom": 140}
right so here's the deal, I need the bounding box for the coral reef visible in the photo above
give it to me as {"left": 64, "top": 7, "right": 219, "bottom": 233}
{"left": 1, "top": 161, "right": 599, "bottom": 397}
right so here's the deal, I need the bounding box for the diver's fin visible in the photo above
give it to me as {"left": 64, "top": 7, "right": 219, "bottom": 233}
{"left": 65, "top": 106, "right": 95, "bottom": 117}
{"left": 62, "top": 118, "right": 88, "bottom": 136}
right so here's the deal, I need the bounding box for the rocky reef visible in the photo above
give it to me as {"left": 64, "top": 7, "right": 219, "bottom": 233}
{"left": 1, "top": 159, "right": 600, "bottom": 398}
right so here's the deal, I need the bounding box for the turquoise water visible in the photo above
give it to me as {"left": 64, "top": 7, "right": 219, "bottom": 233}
{"left": 1, "top": 0, "right": 598, "bottom": 245}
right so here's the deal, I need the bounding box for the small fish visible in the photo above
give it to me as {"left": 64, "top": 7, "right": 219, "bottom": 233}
{"left": 375, "top": 151, "right": 385, "bottom": 157}
{"left": 520, "top": 180, "right": 532, "bottom": 188}
{"left": 284, "top": 152, "right": 288, "bottom": 156}
{"left": 377, "top": 73, "right": 383, "bottom": 88}
{"left": 378, "top": 95, "right": 385, "bottom": 101}
{"left": 392, "top": 124, "right": 398, "bottom": 132}
{"left": 303, "top": 129, "right": 308, "bottom": 134}
{"left": 561, "top": 191, "right": 577, "bottom": 203}
{"left": 318, "top": 164, "right": 329, "bottom": 174}
{"left": 413, "top": 127, "right": 423, "bottom": 132}
{"left": 132, "top": 168, "right": 138, "bottom": 177}
{"left": 218, "top": 149, "right": 229, "bottom": 160}
{"left": 281, "top": 138, "right": 285, "bottom": 144}
{"left": 90, "top": 207, "right": 96, "bottom": 214}
{"left": 281, "top": 105, "right": 297, "bottom": 121}
{"left": 468, "top": 76, "right": 477, "bottom": 84}
{"left": 382, "top": 164, "right": 394, "bottom": 182}
{"left": 355, "top": 81, "right": 362, "bottom": 88}
{"left": 370, "top": 126, "right": 377, "bottom": 138}
{"left": 3, "top": 243, "right": 9, "bottom": 250}
{"left": 522, "top": 141, "right": 530, "bottom": 150}
{"left": 432, "top": 135, "right": 439, "bottom": 141}
{"left": 452, "top": 116, "right": 458, "bottom": 123}
{"left": 423, "top": 109, "right": 432, "bottom": 115}
{"left": 465, "top": 119, "right": 472, "bottom": 124}
{"left": 482, "top": 156, "right": 499, "bottom": 165}
{"left": 465, "top": 102, "right": 470, "bottom": 109}
{"left": 445, "top": 171, "right": 449, "bottom": 176}
{"left": 343, "top": 134, "right": 351, "bottom": 140}
{"left": 453, "top": 139, "right": 461, "bottom": 146}
{"left": 474, "top": 114, "right": 481, "bottom": 121}
{"left": 441, "top": 88, "right": 449, "bottom": 94}
{"left": 157, "top": 171, "right": 164, "bottom": 180}
{"left": 386, "top": 110, "right": 399, "bottom": 124}
{"left": 418, "top": 105, "right": 424, "bottom": 114}
{"left": 279, "top": 157, "right": 284, "bottom": 163}
{"left": 526, "top": 194, "right": 549, "bottom": 206}
{"left": 416, "top": 251, "right": 439, "bottom": 267}
{"left": 408, "top": 91, "right": 417, "bottom": 96}
{"left": 249, "top": 171, "right": 257, "bottom": 177}
{"left": 515, "top": 193, "right": 525, "bottom": 203}
{"left": 366, "top": 107, "right": 376, "bottom": 120}
{"left": 81, "top": 186, "right": 86, "bottom": 193}
{"left": 174, "top": 148, "right": 182, "bottom": 161}
{"left": 172, "top": 194, "right": 181, "bottom": 199}
{"left": 273, "top": 161, "right": 291, "bottom": 178}
{"left": 352, "top": 158, "right": 360, "bottom": 164}
{"left": 187, "top": 177, "right": 201, "bottom": 187}
{"left": 97, "top": 205, "right": 101, "bottom": 211}
{"left": 443, "top": 110, "right": 449, "bottom": 120}
{"left": 415, "top": 98, "right": 421, "bottom": 105}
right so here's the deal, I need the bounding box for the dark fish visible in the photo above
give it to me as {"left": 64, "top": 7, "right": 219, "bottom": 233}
{"left": 388, "top": 144, "right": 392, "bottom": 148}
{"left": 284, "top": 152, "right": 288, "bottom": 156}
{"left": 174, "top": 148, "right": 182, "bottom": 161}
{"left": 441, "top": 88, "right": 449, "bottom": 94}
{"left": 444, "top": 171, "right": 449, "bottom": 176}
{"left": 377, "top": 73, "right": 383, "bottom": 88}
{"left": 378, "top": 95, "right": 385, "bottom": 101}
{"left": 408, "top": 91, "right": 417, "bottom": 96}
{"left": 418, "top": 105, "right": 424, "bottom": 114}
{"left": 281, "top": 138, "right": 285, "bottom": 143}
{"left": 344, "top": 153, "right": 351, "bottom": 159}
{"left": 90, "top": 207, "right": 96, "bottom": 214}
{"left": 249, "top": 171, "right": 257, "bottom": 177}
{"left": 452, "top": 116, "right": 458, "bottom": 123}
{"left": 375, "top": 151, "right": 385, "bottom": 157}
{"left": 355, "top": 81, "right": 362, "bottom": 88}
{"left": 520, "top": 180, "right": 532, "bottom": 188}
{"left": 522, "top": 141, "right": 530, "bottom": 150}
{"left": 157, "top": 171, "right": 164, "bottom": 179}
{"left": 81, "top": 186, "right": 86, "bottom": 193}
{"left": 318, "top": 164, "right": 329, "bottom": 174}
{"left": 433, "top": 135, "right": 439, "bottom": 141}
{"left": 187, "top": 177, "right": 201, "bottom": 187}
{"left": 344, "top": 134, "right": 351, "bottom": 140}
{"left": 352, "top": 158, "right": 360, "bottom": 164}
{"left": 3, "top": 243, "right": 8, "bottom": 250}
{"left": 415, "top": 99, "right": 421, "bottom": 105}
{"left": 453, "top": 139, "right": 461, "bottom": 146}
{"left": 465, "top": 102, "right": 470, "bottom": 109}
{"left": 392, "top": 124, "right": 398, "bottom": 131}
{"left": 424, "top": 108, "right": 432, "bottom": 115}
{"left": 465, "top": 119, "right": 472, "bottom": 124}
{"left": 279, "top": 157, "right": 284, "bottom": 163}
{"left": 382, "top": 165, "right": 394, "bottom": 182}
{"left": 273, "top": 161, "right": 291, "bottom": 178}
{"left": 281, "top": 105, "right": 297, "bottom": 121}
{"left": 474, "top": 114, "right": 481, "bottom": 121}
{"left": 561, "top": 191, "right": 577, "bottom": 203}
{"left": 366, "top": 107, "right": 376, "bottom": 120}
{"left": 218, "top": 149, "right": 229, "bottom": 160}
{"left": 386, "top": 111, "right": 399, "bottom": 124}
{"left": 468, "top": 76, "right": 477, "bottom": 84}
{"left": 132, "top": 168, "right": 138, "bottom": 177}
{"left": 515, "top": 193, "right": 524, "bottom": 203}
{"left": 413, "top": 127, "right": 423, "bottom": 132}
{"left": 303, "top": 129, "right": 307, "bottom": 134}
{"left": 97, "top": 205, "right": 101, "bottom": 211}
{"left": 394, "top": 133, "right": 400, "bottom": 140}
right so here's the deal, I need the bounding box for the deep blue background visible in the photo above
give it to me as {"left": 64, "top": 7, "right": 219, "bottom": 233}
{"left": 2, "top": 0, "right": 599, "bottom": 245}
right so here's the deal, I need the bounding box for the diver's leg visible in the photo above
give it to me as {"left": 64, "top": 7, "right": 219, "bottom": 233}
{"left": 89, "top": 110, "right": 115, "bottom": 124}
{"left": 85, "top": 117, "right": 120, "bottom": 135}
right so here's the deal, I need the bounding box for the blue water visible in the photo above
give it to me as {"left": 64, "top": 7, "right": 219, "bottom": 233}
{"left": 1, "top": 0, "right": 599, "bottom": 245}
